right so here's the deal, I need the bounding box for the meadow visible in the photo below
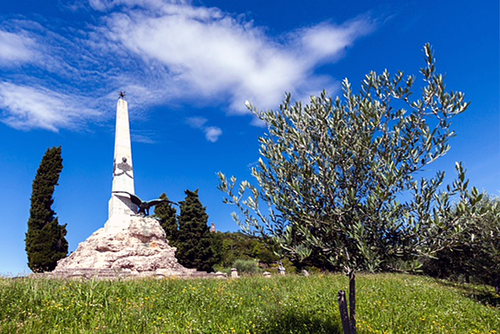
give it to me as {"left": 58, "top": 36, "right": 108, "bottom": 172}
{"left": 0, "top": 273, "right": 498, "bottom": 333}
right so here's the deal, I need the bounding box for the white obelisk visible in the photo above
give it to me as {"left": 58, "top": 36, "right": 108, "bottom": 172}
{"left": 104, "top": 97, "right": 137, "bottom": 234}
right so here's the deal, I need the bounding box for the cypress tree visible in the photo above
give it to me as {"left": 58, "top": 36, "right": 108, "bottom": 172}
{"left": 154, "top": 193, "right": 178, "bottom": 245}
{"left": 25, "top": 147, "right": 68, "bottom": 272}
{"left": 176, "top": 189, "right": 216, "bottom": 272}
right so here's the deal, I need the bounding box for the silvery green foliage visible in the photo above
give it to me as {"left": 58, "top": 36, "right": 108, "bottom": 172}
{"left": 424, "top": 194, "right": 500, "bottom": 286}
{"left": 218, "top": 44, "right": 482, "bottom": 272}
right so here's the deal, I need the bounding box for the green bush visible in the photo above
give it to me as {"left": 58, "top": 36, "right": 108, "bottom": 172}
{"left": 303, "top": 266, "right": 322, "bottom": 275}
{"left": 422, "top": 194, "right": 500, "bottom": 293}
{"left": 232, "top": 259, "right": 261, "bottom": 274}
{"left": 281, "top": 258, "right": 298, "bottom": 274}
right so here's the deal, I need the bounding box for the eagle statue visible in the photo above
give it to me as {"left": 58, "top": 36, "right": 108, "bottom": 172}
{"left": 113, "top": 191, "right": 178, "bottom": 216}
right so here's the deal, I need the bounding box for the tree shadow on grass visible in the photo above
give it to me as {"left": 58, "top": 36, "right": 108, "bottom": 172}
{"left": 256, "top": 311, "right": 343, "bottom": 334}
{"left": 433, "top": 279, "right": 500, "bottom": 308}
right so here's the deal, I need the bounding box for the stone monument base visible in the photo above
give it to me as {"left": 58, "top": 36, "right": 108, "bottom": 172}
{"left": 40, "top": 215, "right": 214, "bottom": 280}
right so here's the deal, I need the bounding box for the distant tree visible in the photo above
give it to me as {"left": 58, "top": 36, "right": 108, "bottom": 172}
{"left": 423, "top": 194, "right": 500, "bottom": 293}
{"left": 154, "top": 193, "right": 178, "bottom": 245}
{"left": 176, "top": 189, "right": 217, "bottom": 272}
{"left": 25, "top": 147, "right": 68, "bottom": 273}
{"left": 212, "top": 232, "right": 279, "bottom": 268}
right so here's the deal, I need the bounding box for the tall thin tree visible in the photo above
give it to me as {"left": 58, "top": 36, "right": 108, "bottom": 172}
{"left": 154, "top": 193, "right": 179, "bottom": 245}
{"left": 176, "top": 189, "right": 216, "bottom": 272}
{"left": 25, "top": 147, "right": 68, "bottom": 272}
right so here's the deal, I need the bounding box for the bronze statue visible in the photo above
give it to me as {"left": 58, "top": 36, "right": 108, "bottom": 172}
{"left": 113, "top": 191, "right": 178, "bottom": 216}
{"left": 118, "top": 91, "right": 126, "bottom": 99}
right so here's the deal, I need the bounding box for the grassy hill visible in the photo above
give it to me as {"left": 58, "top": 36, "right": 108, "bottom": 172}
{"left": 0, "top": 273, "right": 498, "bottom": 333}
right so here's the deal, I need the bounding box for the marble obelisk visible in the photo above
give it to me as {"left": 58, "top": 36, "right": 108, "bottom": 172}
{"left": 104, "top": 97, "right": 137, "bottom": 234}
{"left": 47, "top": 96, "right": 213, "bottom": 279}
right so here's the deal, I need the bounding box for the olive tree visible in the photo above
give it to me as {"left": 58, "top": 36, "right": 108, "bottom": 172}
{"left": 423, "top": 194, "right": 500, "bottom": 293}
{"left": 218, "top": 45, "right": 482, "bottom": 332}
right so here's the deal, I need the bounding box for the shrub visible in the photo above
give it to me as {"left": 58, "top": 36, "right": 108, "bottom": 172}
{"left": 232, "top": 259, "right": 261, "bottom": 274}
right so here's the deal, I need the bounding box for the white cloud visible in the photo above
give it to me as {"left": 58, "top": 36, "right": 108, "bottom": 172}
{"left": 0, "top": 30, "right": 38, "bottom": 66}
{"left": 99, "top": 3, "right": 374, "bottom": 113}
{"left": 186, "top": 116, "right": 222, "bottom": 142}
{"left": 186, "top": 116, "right": 207, "bottom": 129}
{"left": 131, "top": 132, "right": 156, "bottom": 144}
{"left": 89, "top": 0, "right": 188, "bottom": 11}
{"left": 0, "top": 1, "right": 375, "bottom": 132}
{"left": 205, "top": 126, "right": 222, "bottom": 142}
{"left": 297, "top": 18, "right": 374, "bottom": 64}
{"left": 0, "top": 82, "right": 100, "bottom": 131}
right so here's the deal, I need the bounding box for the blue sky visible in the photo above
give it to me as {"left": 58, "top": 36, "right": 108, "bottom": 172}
{"left": 0, "top": 0, "right": 498, "bottom": 275}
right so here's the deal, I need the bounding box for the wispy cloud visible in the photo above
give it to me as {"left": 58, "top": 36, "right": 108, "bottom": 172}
{"left": 88, "top": 0, "right": 189, "bottom": 11}
{"left": 131, "top": 131, "right": 157, "bottom": 144}
{"left": 0, "top": 82, "right": 100, "bottom": 132}
{"left": 0, "top": 0, "right": 376, "bottom": 132}
{"left": 186, "top": 116, "right": 208, "bottom": 129}
{"left": 99, "top": 4, "right": 374, "bottom": 114}
{"left": 186, "top": 116, "right": 222, "bottom": 142}
{"left": 0, "top": 30, "right": 38, "bottom": 66}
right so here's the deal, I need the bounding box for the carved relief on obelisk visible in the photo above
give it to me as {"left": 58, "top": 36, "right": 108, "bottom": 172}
{"left": 105, "top": 97, "right": 137, "bottom": 233}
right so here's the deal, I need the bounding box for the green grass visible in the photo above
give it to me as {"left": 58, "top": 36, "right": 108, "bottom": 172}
{"left": 0, "top": 273, "right": 498, "bottom": 333}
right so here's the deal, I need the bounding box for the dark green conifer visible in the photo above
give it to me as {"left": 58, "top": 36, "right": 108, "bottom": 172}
{"left": 154, "top": 193, "right": 178, "bottom": 245}
{"left": 176, "top": 189, "right": 216, "bottom": 272}
{"left": 25, "top": 147, "right": 68, "bottom": 272}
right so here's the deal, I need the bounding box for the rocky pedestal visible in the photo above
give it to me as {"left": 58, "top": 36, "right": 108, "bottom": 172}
{"left": 44, "top": 215, "right": 211, "bottom": 280}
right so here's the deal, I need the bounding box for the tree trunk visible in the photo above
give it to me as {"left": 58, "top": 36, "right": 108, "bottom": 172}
{"left": 494, "top": 275, "right": 499, "bottom": 295}
{"left": 349, "top": 270, "right": 357, "bottom": 334}
{"left": 337, "top": 290, "right": 351, "bottom": 334}
{"left": 338, "top": 270, "right": 357, "bottom": 334}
